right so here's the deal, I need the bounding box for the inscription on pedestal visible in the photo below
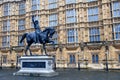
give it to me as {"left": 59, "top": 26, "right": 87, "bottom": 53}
{"left": 22, "top": 62, "right": 46, "bottom": 68}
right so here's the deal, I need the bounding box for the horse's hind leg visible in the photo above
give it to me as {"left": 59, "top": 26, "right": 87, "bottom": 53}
{"left": 25, "top": 46, "right": 28, "bottom": 56}
{"left": 25, "top": 45, "right": 32, "bottom": 56}
{"left": 28, "top": 43, "right": 32, "bottom": 56}
{"left": 29, "top": 48, "right": 32, "bottom": 56}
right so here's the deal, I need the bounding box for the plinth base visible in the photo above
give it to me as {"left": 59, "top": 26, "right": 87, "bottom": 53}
{"left": 13, "top": 56, "right": 58, "bottom": 77}
{"left": 13, "top": 70, "right": 58, "bottom": 77}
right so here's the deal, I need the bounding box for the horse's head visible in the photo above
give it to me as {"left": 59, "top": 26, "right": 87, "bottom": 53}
{"left": 43, "top": 27, "right": 56, "bottom": 38}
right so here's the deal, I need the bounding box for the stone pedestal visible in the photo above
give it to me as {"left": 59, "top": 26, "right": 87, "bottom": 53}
{"left": 13, "top": 56, "right": 58, "bottom": 77}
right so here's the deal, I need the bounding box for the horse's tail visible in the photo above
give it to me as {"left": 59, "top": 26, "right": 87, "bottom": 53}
{"left": 20, "top": 33, "right": 28, "bottom": 43}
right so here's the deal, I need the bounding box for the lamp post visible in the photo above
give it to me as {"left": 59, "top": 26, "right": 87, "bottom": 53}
{"left": 78, "top": 54, "right": 80, "bottom": 70}
{"left": 0, "top": 55, "right": 2, "bottom": 69}
{"left": 105, "top": 39, "right": 109, "bottom": 71}
{"left": 16, "top": 53, "right": 18, "bottom": 69}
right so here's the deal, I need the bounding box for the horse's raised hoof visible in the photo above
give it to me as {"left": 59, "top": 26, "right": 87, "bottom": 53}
{"left": 45, "top": 54, "right": 48, "bottom": 56}
{"left": 53, "top": 47, "right": 56, "bottom": 50}
{"left": 24, "top": 53, "right": 27, "bottom": 56}
{"left": 30, "top": 53, "right": 32, "bottom": 56}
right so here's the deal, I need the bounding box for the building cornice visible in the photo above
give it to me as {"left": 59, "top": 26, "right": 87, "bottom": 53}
{"left": 0, "top": 0, "right": 22, "bottom": 4}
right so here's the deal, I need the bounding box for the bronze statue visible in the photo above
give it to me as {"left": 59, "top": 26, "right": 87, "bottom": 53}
{"left": 20, "top": 16, "right": 55, "bottom": 56}
{"left": 32, "top": 15, "right": 41, "bottom": 43}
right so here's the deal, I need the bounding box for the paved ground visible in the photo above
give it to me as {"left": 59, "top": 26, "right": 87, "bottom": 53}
{"left": 0, "top": 69, "right": 120, "bottom": 80}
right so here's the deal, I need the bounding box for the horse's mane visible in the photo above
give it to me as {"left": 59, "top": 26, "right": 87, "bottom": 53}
{"left": 43, "top": 28, "right": 48, "bottom": 32}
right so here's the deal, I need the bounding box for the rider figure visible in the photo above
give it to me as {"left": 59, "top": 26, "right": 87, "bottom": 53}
{"left": 32, "top": 15, "right": 40, "bottom": 43}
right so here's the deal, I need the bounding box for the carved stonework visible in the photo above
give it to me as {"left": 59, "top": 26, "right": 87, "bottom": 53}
{"left": 87, "top": 45, "right": 102, "bottom": 50}
{"left": 12, "top": 46, "right": 24, "bottom": 52}
{"left": 30, "top": 45, "right": 40, "bottom": 51}
{"left": 113, "top": 40, "right": 120, "bottom": 49}
{"left": 0, "top": 0, "right": 21, "bottom": 4}
{"left": 66, "top": 43, "right": 79, "bottom": 50}
{"left": 86, "top": 42, "right": 103, "bottom": 50}
{"left": 0, "top": 47, "right": 9, "bottom": 52}
{"left": 113, "top": 45, "right": 120, "bottom": 49}
{"left": 47, "top": 52, "right": 56, "bottom": 55}
{"left": 46, "top": 44, "right": 58, "bottom": 51}
{"left": 47, "top": 47, "right": 57, "bottom": 51}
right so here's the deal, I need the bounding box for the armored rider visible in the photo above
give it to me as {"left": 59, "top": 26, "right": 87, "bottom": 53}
{"left": 32, "top": 15, "right": 41, "bottom": 43}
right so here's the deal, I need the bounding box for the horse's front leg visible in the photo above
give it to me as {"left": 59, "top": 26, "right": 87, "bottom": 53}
{"left": 29, "top": 48, "right": 32, "bottom": 56}
{"left": 25, "top": 45, "right": 32, "bottom": 56}
{"left": 24, "top": 49, "right": 27, "bottom": 56}
{"left": 43, "top": 44, "right": 48, "bottom": 55}
{"left": 49, "top": 40, "right": 55, "bottom": 49}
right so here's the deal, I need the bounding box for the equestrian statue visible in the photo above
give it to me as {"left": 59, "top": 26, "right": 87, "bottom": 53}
{"left": 20, "top": 15, "right": 55, "bottom": 56}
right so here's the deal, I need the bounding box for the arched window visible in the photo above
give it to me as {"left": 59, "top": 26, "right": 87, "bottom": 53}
{"left": 92, "top": 54, "right": 99, "bottom": 63}
{"left": 69, "top": 54, "right": 76, "bottom": 64}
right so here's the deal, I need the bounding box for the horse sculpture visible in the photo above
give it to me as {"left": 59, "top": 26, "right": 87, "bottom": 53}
{"left": 20, "top": 27, "right": 55, "bottom": 56}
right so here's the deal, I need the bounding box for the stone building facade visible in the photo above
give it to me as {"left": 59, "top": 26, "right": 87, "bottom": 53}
{"left": 0, "top": 0, "right": 120, "bottom": 69}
